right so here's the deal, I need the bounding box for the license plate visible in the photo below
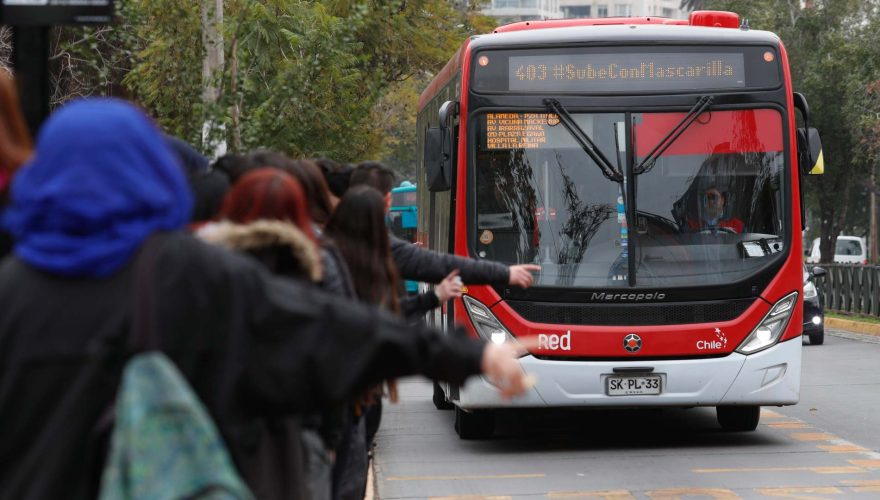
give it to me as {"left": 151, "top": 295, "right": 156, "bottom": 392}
{"left": 606, "top": 375, "right": 662, "bottom": 396}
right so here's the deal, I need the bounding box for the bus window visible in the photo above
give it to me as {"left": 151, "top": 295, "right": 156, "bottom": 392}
{"left": 474, "top": 112, "right": 627, "bottom": 287}
{"left": 633, "top": 109, "right": 786, "bottom": 286}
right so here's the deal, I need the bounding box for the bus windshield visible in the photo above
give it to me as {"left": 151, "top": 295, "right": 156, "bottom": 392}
{"left": 472, "top": 108, "right": 786, "bottom": 288}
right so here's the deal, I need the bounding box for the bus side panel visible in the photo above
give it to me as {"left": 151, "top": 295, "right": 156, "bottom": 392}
{"left": 417, "top": 74, "right": 462, "bottom": 332}
{"left": 766, "top": 39, "right": 804, "bottom": 343}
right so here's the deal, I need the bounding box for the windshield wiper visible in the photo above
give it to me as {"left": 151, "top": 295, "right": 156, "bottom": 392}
{"left": 634, "top": 95, "right": 714, "bottom": 175}
{"left": 544, "top": 98, "right": 623, "bottom": 183}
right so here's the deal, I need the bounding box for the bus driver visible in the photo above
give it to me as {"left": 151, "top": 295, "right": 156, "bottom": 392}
{"left": 685, "top": 185, "right": 744, "bottom": 234}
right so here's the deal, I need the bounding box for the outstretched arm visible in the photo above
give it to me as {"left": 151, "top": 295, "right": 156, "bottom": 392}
{"left": 390, "top": 234, "right": 540, "bottom": 287}
{"left": 243, "top": 270, "right": 530, "bottom": 411}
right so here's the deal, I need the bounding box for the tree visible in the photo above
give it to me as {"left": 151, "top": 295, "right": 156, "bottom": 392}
{"left": 3, "top": 0, "right": 507, "bottom": 167}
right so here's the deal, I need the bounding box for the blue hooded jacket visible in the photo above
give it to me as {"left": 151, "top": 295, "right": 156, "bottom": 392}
{"left": 3, "top": 99, "right": 193, "bottom": 278}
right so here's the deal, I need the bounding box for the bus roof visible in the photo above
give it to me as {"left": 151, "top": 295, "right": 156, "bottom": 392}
{"left": 492, "top": 11, "right": 741, "bottom": 33}
{"left": 469, "top": 23, "right": 780, "bottom": 51}
{"left": 418, "top": 12, "right": 781, "bottom": 110}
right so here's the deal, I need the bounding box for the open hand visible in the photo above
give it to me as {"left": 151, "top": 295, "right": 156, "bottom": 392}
{"left": 480, "top": 341, "right": 538, "bottom": 400}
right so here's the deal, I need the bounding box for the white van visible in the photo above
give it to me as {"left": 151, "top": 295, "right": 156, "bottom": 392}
{"left": 806, "top": 235, "right": 867, "bottom": 264}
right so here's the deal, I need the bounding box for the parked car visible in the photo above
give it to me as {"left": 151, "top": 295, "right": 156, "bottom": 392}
{"left": 805, "top": 235, "right": 867, "bottom": 264}
{"left": 803, "top": 265, "right": 826, "bottom": 345}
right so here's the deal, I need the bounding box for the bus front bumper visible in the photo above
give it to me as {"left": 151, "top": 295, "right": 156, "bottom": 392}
{"left": 457, "top": 337, "right": 801, "bottom": 409}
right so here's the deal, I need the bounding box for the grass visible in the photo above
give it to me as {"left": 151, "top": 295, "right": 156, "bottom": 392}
{"left": 825, "top": 311, "right": 880, "bottom": 325}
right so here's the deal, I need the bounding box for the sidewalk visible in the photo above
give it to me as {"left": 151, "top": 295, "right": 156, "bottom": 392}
{"left": 825, "top": 316, "right": 880, "bottom": 337}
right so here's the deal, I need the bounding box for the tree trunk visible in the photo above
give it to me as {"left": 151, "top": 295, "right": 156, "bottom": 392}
{"left": 201, "top": 0, "right": 226, "bottom": 158}
{"left": 229, "top": 35, "right": 241, "bottom": 153}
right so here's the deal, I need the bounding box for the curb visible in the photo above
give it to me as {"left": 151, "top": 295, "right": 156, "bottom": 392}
{"left": 825, "top": 317, "right": 880, "bottom": 337}
{"left": 365, "top": 458, "right": 375, "bottom": 500}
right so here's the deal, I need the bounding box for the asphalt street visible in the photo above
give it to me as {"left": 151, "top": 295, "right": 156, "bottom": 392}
{"left": 372, "top": 329, "right": 880, "bottom": 499}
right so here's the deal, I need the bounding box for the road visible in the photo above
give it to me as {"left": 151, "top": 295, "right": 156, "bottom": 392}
{"left": 372, "top": 330, "right": 880, "bottom": 499}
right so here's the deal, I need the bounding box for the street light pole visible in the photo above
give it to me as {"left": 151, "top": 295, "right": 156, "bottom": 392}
{"left": 11, "top": 26, "right": 50, "bottom": 137}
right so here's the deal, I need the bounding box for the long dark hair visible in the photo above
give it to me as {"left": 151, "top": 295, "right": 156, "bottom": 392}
{"left": 325, "top": 185, "right": 400, "bottom": 313}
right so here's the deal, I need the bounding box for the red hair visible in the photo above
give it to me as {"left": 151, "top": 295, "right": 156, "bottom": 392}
{"left": 218, "top": 167, "right": 317, "bottom": 243}
{"left": 0, "top": 73, "right": 33, "bottom": 192}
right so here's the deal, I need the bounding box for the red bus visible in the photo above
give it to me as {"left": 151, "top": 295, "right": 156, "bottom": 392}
{"left": 417, "top": 11, "right": 824, "bottom": 438}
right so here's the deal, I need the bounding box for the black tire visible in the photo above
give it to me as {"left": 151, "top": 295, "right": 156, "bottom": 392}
{"left": 717, "top": 405, "right": 761, "bottom": 431}
{"left": 809, "top": 328, "right": 825, "bottom": 345}
{"left": 454, "top": 406, "right": 495, "bottom": 439}
{"left": 432, "top": 381, "right": 453, "bottom": 410}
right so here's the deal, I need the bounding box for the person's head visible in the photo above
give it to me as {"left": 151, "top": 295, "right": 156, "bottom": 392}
{"left": 246, "top": 152, "right": 334, "bottom": 228}
{"left": 314, "top": 157, "right": 354, "bottom": 204}
{"left": 218, "top": 167, "right": 316, "bottom": 243}
{"left": 701, "top": 186, "right": 726, "bottom": 220}
{"left": 165, "top": 135, "right": 209, "bottom": 176}
{"left": 350, "top": 161, "right": 395, "bottom": 213}
{"left": 325, "top": 185, "right": 399, "bottom": 311}
{"left": 3, "top": 98, "right": 192, "bottom": 277}
{"left": 0, "top": 73, "right": 33, "bottom": 194}
{"left": 212, "top": 153, "right": 256, "bottom": 184}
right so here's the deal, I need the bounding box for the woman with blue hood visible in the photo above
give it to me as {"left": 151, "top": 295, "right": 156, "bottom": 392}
{"left": 0, "top": 99, "right": 533, "bottom": 500}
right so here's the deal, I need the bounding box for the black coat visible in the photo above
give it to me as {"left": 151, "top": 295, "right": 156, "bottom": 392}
{"left": 0, "top": 231, "right": 485, "bottom": 500}
{"left": 390, "top": 234, "right": 509, "bottom": 285}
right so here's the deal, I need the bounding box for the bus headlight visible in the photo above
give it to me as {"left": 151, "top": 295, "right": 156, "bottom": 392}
{"left": 804, "top": 281, "right": 818, "bottom": 299}
{"left": 736, "top": 292, "right": 798, "bottom": 355}
{"left": 462, "top": 295, "right": 519, "bottom": 347}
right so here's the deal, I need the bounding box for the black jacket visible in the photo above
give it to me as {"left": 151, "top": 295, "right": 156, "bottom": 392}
{"left": 0, "top": 231, "right": 485, "bottom": 500}
{"left": 390, "top": 234, "right": 509, "bottom": 285}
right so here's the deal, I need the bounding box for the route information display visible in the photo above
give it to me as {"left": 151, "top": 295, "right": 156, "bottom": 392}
{"left": 485, "top": 113, "right": 559, "bottom": 150}
{"left": 1, "top": 0, "right": 114, "bottom": 25}
{"left": 470, "top": 47, "right": 784, "bottom": 94}
{"left": 509, "top": 53, "right": 745, "bottom": 92}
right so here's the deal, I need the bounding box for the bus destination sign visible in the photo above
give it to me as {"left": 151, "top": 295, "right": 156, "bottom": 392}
{"left": 487, "top": 52, "right": 746, "bottom": 92}
{"left": 1, "top": 0, "right": 114, "bottom": 26}
{"left": 485, "top": 113, "right": 558, "bottom": 150}
{"left": 509, "top": 53, "right": 745, "bottom": 92}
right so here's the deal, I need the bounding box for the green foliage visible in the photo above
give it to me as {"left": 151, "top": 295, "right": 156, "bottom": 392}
{"left": 122, "top": 0, "right": 204, "bottom": 145}
{"left": 41, "top": 0, "right": 480, "bottom": 164}
{"left": 371, "top": 2, "right": 495, "bottom": 180}
{"left": 375, "top": 73, "right": 431, "bottom": 181}
{"left": 226, "top": 0, "right": 378, "bottom": 159}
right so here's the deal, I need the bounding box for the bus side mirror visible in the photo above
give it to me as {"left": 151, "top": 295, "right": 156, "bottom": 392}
{"left": 425, "top": 127, "right": 450, "bottom": 192}
{"left": 797, "top": 127, "right": 824, "bottom": 175}
{"left": 793, "top": 92, "right": 824, "bottom": 175}
{"left": 425, "top": 100, "right": 458, "bottom": 192}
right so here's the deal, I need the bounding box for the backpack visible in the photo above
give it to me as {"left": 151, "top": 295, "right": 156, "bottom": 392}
{"left": 98, "top": 352, "right": 254, "bottom": 500}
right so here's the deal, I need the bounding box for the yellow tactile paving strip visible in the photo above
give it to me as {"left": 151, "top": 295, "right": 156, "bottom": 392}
{"left": 849, "top": 459, "right": 880, "bottom": 470}
{"left": 818, "top": 444, "right": 870, "bottom": 453}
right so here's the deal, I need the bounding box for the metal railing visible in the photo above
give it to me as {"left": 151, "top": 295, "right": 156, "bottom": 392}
{"left": 812, "top": 264, "right": 880, "bottom": 318}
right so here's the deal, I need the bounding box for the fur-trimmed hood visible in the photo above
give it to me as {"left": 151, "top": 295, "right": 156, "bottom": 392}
{"left": 197, "top": 220, "right": 323, "bottom": 282}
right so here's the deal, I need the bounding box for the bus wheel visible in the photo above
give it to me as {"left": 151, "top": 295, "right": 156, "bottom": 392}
{"left": 433, "top": 382, "right": 453, "bottom": 410}
{"left": 454, "top": 406, "right": 494, "bottom": 439}
{"left": 717, "top": 405, "right": 760, "bottom": 431}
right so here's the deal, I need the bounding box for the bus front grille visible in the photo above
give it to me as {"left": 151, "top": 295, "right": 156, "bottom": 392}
{"left": 506, "top": 299, "right": 755, "bottom": 326}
